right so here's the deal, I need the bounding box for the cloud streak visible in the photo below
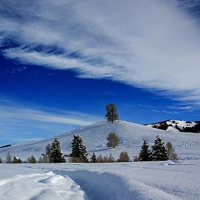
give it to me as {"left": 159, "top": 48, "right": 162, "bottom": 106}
{"left": 1, "top": 0, "right": 200, "bottom": 103}
{"left": 0, "top": 103, "right": 101, "bottom": 145}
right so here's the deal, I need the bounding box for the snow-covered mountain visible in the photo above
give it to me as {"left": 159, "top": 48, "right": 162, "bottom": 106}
{"left": 145, "top": 119, "right": 200, "bottom": 133}
{"left": 0, "top": 120, "right": 199, "bottom": 161}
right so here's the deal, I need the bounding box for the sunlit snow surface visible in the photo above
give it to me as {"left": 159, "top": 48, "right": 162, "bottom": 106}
{"left": 0, "top": 121, "right": 200, "bottom": 199}
{"left": 0, "top": 160, "right": 199, "bottom": 200}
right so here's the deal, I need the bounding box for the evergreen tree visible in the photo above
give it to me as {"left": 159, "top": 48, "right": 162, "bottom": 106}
{"left": 103, "top": 154, "right": 115, "bottom": 162}
{"left": 38, "top": 156, "right": 44, "bottom": 163}
{"left": 152, "top": 135, "right": 168, "bottom": 161}
{"left": 107, "top": 132, "right": 119, "bottom": 148}
{"left": 45, "top": 143, "right": 51, "bottom": 160}
{"left": 166, "top": 142, "right": 178, "bottom": 160}
{"left": 97, "top": 154, "right": 104, "bottom": 163}
{"left": 90, "top": 152, "right": 97, "bottom": 163}
{"left": 139, "top": 140, "right": 152, "bottom": 161}
{"left": 0, "top": 157, "right": 2, "bottom": 163}
{"left": 118, "top": 151, "right": 130, "bottom": 162}
{"left": 27, "top": 155, "right": 37, "bottom": 163}
{"left": 12, "top": 156, "right": 22, "bottom": 163}
{"left": 105, "top": 103, "right": 119, "bottom": 123}
{"left": 6, "top": 152, "right": 12, "bottom": 163}
{"left": 49, "top": 138, "right": 66, "bottom": 163}
{"left": 71, "top": 135, "right": 88, "bottom": 163}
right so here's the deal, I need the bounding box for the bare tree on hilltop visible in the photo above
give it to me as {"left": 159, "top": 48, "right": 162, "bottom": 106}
{"left": 105, "top": 103, "right": 119, "bottom": 123}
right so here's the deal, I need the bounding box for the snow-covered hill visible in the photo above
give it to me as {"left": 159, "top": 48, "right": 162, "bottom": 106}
{"left": 145, "top": 119, "right": 200, "bottom": 133}
{"left": 0, "top": 120, "right": 200, "bottom": 200}
{"left": 0, "top": 120, "right": 199, "bottom": 161}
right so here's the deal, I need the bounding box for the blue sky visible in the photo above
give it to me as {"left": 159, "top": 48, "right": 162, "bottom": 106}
{"left": 1, "top": 0, "right": 200, "bottom": 145}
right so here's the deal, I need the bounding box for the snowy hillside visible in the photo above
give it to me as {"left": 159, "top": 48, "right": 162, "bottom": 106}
{"left": 145, "top": 119, "right": 200, "bottom": 133}
{"left": 0, "top": 120, "right": 200, "bottom": 161}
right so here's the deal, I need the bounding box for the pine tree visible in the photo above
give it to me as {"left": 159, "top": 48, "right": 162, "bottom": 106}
{"left": 45, "top": 144, "right": 51, "bottom": 156}
{"left": 38, "top": 156, "right": 44, "bottom": 163}
{"left": 71, "top": 135, "right": 88, "bottom": 163}
{"left": 27, "top": 155, "right": 37, "bottom": 163}
{"left": 90, "top": 152, "right": 97, "bottom": 163}
{"left": 107, "top": 132, "right": 119, "bottom": 148}
{"left": 166, "top": 142, "right": 178, "bottom": 160}
{"left": 49, "top": 138, "right": 66, "bottom": 163}
{"left": 118, "top": 151, "right": 130, "bottom": 162}
{"left": 6, "top": 152, "right": 12, "bottom": 163}
{"left": 105, "top": 103, "right": 119, "bottom": 123}
{"left": 12, "top": 156, "right": 22, "bottom": 163}
{"left": 139, "top": 140, "right": 152, "bottom": 161}
{"left": 103, "top": 154, "right": 114, "bottom": 162}
{"left": 97, "top": 154, "right": 104, "bottom": 163}
{"left": 152, "top": 135, "right": 168, "bottom": 161}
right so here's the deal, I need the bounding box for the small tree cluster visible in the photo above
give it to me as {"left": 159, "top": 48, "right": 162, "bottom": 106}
{"left": 137, "top": 136, "right": 177, "bottom": 162}
{"left": 107, "top": 132, "right": 119, "bottom": 148}
{"left": 96, "top": 154, "right": 114, "bottom": 163}
{"left": 13, "top": 156, "right": 22, "bottom": 163}
{"left": 71, "top": 135, "right": 88, "bottom": 163}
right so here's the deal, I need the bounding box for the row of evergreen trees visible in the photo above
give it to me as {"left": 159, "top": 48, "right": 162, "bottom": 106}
{"left": 0, "top": 152, "right": 37, "bottom": 163}
{"left": 0, "top": 133, "right": 177, "bottom": 164}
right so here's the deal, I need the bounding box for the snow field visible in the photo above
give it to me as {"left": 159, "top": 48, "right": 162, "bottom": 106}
{"left": 0, "top": 160, "right": 199, "bottom": 200}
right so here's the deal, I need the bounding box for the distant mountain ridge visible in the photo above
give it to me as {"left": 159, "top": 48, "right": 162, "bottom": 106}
{"left": 145, "top": 119, "right": 200, "bottom": 133}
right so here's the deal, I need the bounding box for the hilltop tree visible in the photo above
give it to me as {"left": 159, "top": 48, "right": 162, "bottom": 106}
{"left": 152, "top": 135, "right": 168, "bottom": 161}
{"left": 166, "top": 142, "right": 178, "bottom": 160}
{"left": 49, "top": 138, "right": 66, "bottom": 163}
{"left": 71, "top": 135, "right": 88, "bottom": 163}
{"left": 105, "top": 103, "right": 119, "bottom": 123}
{"left": 139, "top": 140, "right": 152, "bottom": 161}
{"left": 107, "top": 132, "right": 119, "bottom": 148}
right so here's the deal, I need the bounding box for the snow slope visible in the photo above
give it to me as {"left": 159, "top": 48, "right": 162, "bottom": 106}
{"left": 0, "top": 120, "right": 200, "bottom": 161}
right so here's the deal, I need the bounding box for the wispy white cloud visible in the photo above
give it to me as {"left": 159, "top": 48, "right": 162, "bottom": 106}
{"left": 0, "top": 105, "right": 101, "bottom": 126}
{"left": 0, "top": 103, "right": 101, "bottom": 145}
{"left": 1, "top": 0, "right": 200, "bottom": 104}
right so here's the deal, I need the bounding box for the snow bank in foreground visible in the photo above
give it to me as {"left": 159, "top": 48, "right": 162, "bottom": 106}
{"left": 0, "top": 169, "right": 88, "bottom": 200}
